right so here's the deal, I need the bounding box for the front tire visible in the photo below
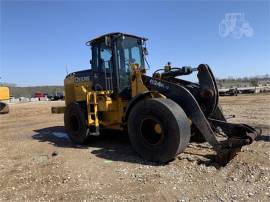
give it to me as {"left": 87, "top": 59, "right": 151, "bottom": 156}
{"left": 64, "top": 102, "right": 89, "bottom": 144}
{"left": 128, "top": 98, "right": 191, "bottom": 163}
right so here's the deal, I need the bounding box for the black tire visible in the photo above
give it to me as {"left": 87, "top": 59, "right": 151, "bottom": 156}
{"left": 0, "top": 102, "right": 9, "bottom": 114}
{"left": 128, "top": 98, "right": 191, "bottom": 163}
{"left": 64, "top": 102, "right": 89, "bottom": 144}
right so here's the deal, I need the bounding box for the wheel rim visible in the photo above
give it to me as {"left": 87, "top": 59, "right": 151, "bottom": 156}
{"left": 70, "top": 115, "right": 79, "bottom": 134}
{"left": 140, "top": 118, "right": 164, "bottom": 145}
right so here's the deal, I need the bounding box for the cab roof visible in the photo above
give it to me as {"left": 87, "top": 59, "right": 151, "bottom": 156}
{"left": 86, "top": 32, "right": 147, "bottom": 46}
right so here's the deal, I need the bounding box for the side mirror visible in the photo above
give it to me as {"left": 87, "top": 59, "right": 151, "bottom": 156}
{"left": 90, "top": 60, "right": 92, "bottom": 64}
{"left": 143, "top": 47, "right": 148, "bottom": 55}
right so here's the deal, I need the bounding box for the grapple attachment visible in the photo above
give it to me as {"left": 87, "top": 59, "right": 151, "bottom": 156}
{"left": 143, "top": 63, "right": 261, "bottom": 165}
{"left": 211, "top": 119, "right": 261, "bottom": 165}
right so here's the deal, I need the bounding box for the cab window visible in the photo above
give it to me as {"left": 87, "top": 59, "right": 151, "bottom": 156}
{"left": 116, "top": 37, "right": 144, "bottom": 91}
{"left": 91, "top": 42, "right": 112, "bottom": 73}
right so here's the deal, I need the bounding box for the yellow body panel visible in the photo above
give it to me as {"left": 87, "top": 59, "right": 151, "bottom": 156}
{"left": 130, "top": 64, "right": 149, "bottom": 97}
{"left": 0, "top": 87, "right": 10, "bottom": 101}
{"left": 64, "top": 75, "right": 94, "bottom": 106}
{"left": 63, "top": 75, "right": 129, "bottom": 130}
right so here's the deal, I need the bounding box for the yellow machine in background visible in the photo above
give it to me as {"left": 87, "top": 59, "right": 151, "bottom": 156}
{"left": 55, "top": 32, "right": 260, "bottom": 164}
{"left": 0, "top": 86, "right": 10, "bottom": 114}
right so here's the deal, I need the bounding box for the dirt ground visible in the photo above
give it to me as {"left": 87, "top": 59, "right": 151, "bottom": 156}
{"left": 0, "top": 94, "right": 269, "bottom": 202}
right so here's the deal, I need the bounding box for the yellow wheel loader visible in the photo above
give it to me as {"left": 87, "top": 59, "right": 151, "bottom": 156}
{"left": 0, "top": 86, "right": 9, "bottom": 114}
{"left": 56, "top": 32, "right": 260, "bottom": 164}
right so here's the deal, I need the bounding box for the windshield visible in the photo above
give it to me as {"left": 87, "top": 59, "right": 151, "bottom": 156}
{"left": 116, "top": 37, "right": 144, "bottom": 91}
{"left": 117, "top": 37, "right": 144, "bottom": 71}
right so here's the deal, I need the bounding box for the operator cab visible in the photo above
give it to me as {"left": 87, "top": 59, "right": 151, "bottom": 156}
{"left": 86, "top": 32, "right": 147, "bottom": 98}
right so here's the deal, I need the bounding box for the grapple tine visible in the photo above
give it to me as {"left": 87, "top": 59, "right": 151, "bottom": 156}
{"left": 215, "top": 147, "right": 241, "bottom": 166}
{"left": 212, "top": 123, "right": 261, "bottom": 165}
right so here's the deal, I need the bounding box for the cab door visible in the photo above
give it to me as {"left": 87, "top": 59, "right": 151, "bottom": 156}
{"left": 91, "top": 41, "right": 113, "bottom": 91}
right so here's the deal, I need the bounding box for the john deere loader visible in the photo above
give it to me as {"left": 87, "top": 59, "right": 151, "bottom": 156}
{"left": 54, "top": 32, "right": 260, "bottom": 164}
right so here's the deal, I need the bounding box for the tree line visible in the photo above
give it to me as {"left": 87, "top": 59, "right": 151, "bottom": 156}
{"left": 0, "top": 83, "right": 64, "bottom": 98}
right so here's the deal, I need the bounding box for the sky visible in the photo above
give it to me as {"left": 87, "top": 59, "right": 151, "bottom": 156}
{"left": 1, "top": 0, "right": 270, "bottom": 86}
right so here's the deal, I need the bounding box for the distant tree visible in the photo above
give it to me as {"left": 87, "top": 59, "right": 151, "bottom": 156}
{"left": 250, "top": 79, "right": 259, "bottom": 87}
{"left": 0, "top": 82, "right": 17, "bottom": 87}
{"left": 9, "top": 86, "right": 64, "bottom": 98}
{"left": 217, "top": 82, "right": 223, "bottom": 88}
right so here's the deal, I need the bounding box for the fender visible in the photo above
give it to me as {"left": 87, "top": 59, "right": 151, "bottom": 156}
{"left": 124, "top": 91, "right": 163, "bottom": 122}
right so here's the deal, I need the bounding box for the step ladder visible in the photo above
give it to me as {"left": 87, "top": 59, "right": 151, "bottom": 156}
{"left": 86, "top": 92, "right": 99, "bottom": 136}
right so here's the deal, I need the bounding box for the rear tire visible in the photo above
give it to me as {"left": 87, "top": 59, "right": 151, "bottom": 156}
{"left": 128, "top": 98, "right": 191, "bottom": 163}
{"left": 64, "top": 102, "right": 89, "bottom": 144}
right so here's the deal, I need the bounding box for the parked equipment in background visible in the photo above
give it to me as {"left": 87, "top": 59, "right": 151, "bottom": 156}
{"left": 52, "top": 93, "right": 64, "bottom": 101}
{"left": 34, "top": 92, "right": 45, "bottom": 101}
{"left": 52, "top": 33, "right": 261, "bottom": 165}
{"left": 47, "top": 93, "right": 64, "bottom": 101}
{"left": 0, "top": 86, "right": 10, "bottom": 114}
{"left": 219, "top": 88, "right": 238, "bottom": 96}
